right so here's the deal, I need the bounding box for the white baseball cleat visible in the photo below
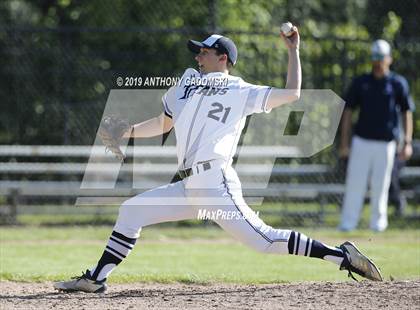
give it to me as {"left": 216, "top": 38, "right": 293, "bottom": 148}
{"left": 54, "top": 271, "right": 107, "bottom": 293}
{"left": 339, "top": 241, "right": 383, "bottom": 281}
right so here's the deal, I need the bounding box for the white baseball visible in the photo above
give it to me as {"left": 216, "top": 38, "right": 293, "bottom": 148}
{"left": 281, "top": 22, "right": 294, "bottom": 37}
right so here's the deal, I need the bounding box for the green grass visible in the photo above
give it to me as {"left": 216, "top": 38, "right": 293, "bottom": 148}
{"left": 7, "top": 202, "right": 419, "bottom": 229}
{"left": 0, "top": 226, "right": 419, "bottom": 283}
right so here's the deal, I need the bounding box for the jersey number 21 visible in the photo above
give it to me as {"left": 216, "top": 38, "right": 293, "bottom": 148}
{"left": 207, "top": 102, "right": 231, "bottom": 124}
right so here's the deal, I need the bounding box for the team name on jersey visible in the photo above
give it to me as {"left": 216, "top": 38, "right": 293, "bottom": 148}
{"left": 180, "top": 84, "right": 200, "bottom": 99}
{"left": 195, "top": 86, "right": 229, "bottom": 96}
{"left": 180, "top": 85, "right": 229, "bottom": 100}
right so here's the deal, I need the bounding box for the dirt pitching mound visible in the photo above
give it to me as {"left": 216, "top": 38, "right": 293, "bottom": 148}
{"left": 1, "top": 280, "right": 419, "bottom": 309}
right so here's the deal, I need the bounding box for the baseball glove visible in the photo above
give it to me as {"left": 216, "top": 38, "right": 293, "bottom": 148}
{"left": 98, "top": 115, "right": 131, "bottom": 162}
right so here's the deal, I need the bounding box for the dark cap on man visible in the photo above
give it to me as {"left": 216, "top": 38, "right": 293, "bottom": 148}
{"left": 188, "top": 34, "right": 238, "bottom": 65}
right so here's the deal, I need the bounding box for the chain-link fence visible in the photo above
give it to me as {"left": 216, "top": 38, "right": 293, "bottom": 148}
{"left": 1, "top": 0, "right": 419, "bottom": 228}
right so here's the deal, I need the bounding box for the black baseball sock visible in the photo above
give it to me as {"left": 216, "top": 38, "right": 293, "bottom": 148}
{"left": 89, "top": 231, "right": 137, "bottom": 282}
{"left": 287, "top": 231, "right": 344, "bottom": 265}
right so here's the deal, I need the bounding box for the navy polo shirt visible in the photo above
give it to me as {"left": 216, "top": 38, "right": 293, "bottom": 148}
{"left": 345, "top": 72, "right": 415, "bottom": 141}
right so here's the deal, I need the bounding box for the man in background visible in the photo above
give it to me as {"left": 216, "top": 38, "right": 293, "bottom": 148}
{"left": 338, "top": 39, "right": 415, "bottom": 232}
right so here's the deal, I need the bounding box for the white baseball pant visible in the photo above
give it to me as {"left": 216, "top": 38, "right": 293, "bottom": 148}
{"left": 113, "top": 160, "right": 292, "bottom": 254}
{"left": 340, "top": 135, "right": 396, "bottom": 231}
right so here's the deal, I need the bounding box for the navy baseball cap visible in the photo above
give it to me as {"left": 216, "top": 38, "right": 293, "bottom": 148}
{"left": 188, "top": 34, "right": 238, "bottom": 65}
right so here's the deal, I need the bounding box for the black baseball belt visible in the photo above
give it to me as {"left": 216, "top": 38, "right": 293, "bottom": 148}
{"left": 177, "top": 161, "right": 212, "bottom": 180}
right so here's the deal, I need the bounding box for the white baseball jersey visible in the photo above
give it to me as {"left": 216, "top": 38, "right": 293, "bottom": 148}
{"left": 162, "top": 68, "right": 272, "bottom": 169}
{"left": 114, "top": 68, "right": 292, "bottom": 254}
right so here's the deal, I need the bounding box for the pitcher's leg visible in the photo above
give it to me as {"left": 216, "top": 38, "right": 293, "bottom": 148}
{"left": 114, "top": 181, "right": 197, "bottom": 238}
{"left": 215, "top": 195, "right": 344, "bottom": 265}
{"left": 55, "top": 180, "right": 199, "bottom": 292}
{"left": 214, "top": 169, "right": 344, "bottom": 266}
{"left": 89, "top": 181, "right": 196, "bottom": 282}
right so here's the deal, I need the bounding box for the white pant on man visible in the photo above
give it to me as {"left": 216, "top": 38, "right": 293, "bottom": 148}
{"left": 114, "top": 161, "right": 292, "bottom": 254}
{"left": 340, "top": 136, "right": 396, "bottom": 231}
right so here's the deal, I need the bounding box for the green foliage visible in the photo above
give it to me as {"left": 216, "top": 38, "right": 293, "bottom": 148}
{"left": 0, "top": 0, "right": 419, "bottom": 145}
{"left": 382, "top": 11, "right": 402, "bottom": 41}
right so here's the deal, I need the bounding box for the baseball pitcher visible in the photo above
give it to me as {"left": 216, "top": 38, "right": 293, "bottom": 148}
{"left": 55, "top": 26, "right": 382, "bottom": 293}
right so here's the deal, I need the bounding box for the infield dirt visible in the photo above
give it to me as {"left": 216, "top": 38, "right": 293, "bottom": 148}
{"left": 1, "top": 280, "right": 419, "bottom": 309}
